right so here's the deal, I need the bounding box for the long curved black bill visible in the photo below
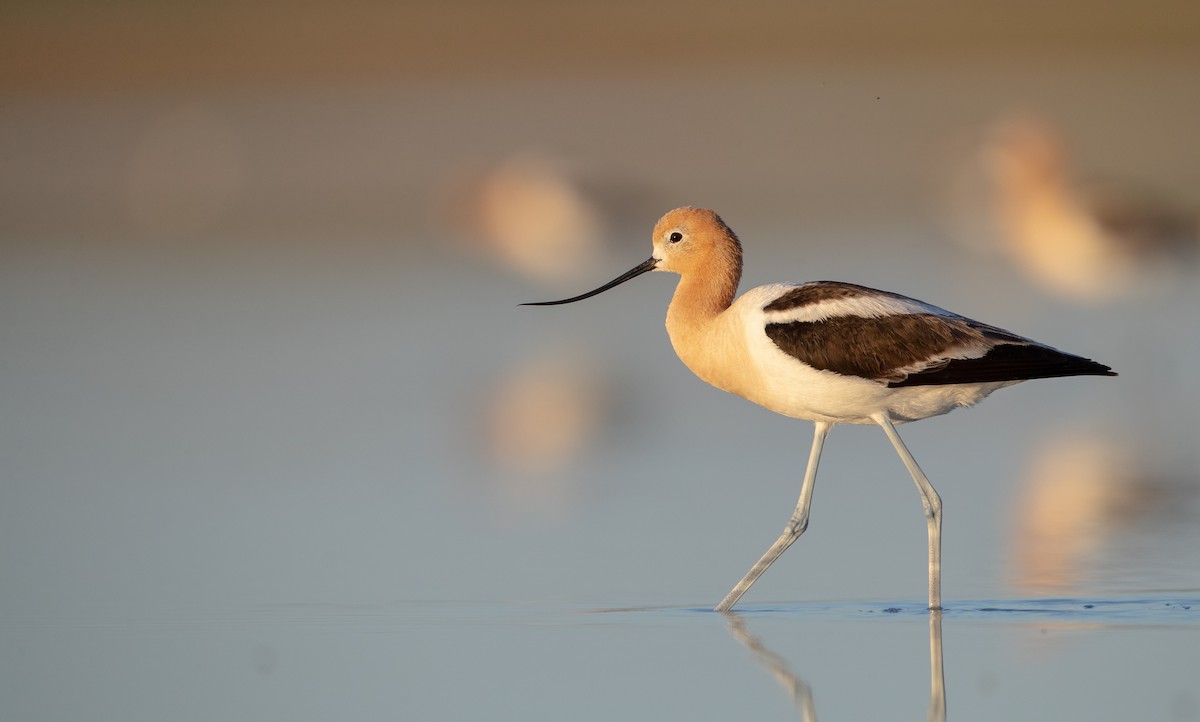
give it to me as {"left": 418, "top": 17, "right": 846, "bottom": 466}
{"left": 521, "top": 257, "right": 658, "bottom": 306}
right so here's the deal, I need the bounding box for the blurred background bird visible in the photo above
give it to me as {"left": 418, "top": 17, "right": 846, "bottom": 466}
{"left": 955, "top": 113, "right": 1198, "bottom": 303}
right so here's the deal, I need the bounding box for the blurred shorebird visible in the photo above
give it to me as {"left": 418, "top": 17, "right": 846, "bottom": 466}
{"left": 525, "top": 207, "right": 1116, "bottom": 611}
{"left": 982, "top": 116, "right": 1198, "bottom": 302}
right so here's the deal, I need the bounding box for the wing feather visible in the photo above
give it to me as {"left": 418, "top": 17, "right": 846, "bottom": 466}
{"left": 763, "top": 310, "right": 1115, "bottom": 386}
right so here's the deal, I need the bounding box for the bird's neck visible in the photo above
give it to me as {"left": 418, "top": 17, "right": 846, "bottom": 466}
{"left": 664, "top": 264, "right": 750, "bottom": 398}
{"left": 665, "top": 264, "right": 740, "bottom": 339}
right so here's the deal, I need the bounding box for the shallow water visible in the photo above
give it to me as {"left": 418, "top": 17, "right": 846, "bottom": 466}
{"left": 4, "top": 597, "right": 1197, "bottom": 721}
{"left": 2, "top": 243, "right": 1199, "bottom": 719}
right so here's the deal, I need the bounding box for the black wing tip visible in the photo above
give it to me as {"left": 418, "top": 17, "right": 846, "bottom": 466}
{"left": 888, "top": 345, "right": 1118, "bottom": 388}
{"left": 1076, "top": 358, "right": 1118, "bottom": 377}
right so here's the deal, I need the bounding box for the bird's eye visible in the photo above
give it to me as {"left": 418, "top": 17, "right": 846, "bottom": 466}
{"left": 669, "top": 232, "right": 683, "bottom": 243}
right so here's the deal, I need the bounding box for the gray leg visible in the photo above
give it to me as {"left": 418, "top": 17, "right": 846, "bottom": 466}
{"left": 928, "top": 610, "right": 946, "bottom": 722}
{"left": 715, "top": 421, "right": 832, "bottom": 612}
{"left": 873, "top": 413, "right": 943, "bottom": 610}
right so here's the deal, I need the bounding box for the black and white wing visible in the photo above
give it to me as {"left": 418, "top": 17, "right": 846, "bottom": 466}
{"left": 761, "top": 282, "right": 1115, "bottom": 387}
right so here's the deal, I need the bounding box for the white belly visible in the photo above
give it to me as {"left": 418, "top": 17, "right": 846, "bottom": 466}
{"left": 739, "top": 327, "right": 1015, "bottom": 423}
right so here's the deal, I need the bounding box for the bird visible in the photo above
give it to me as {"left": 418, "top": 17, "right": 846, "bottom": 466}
{"left": 975, "top": 114, "right": 1197, "bottom": 302}
{"left": 523, "top": 207, "right": 1116, "bottom": 612}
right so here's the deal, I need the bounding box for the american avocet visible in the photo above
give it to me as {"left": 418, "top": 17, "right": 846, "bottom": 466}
{"left": 524, "top": 207, "right": 1116, "bottom": 612}
{"left": 976, "top": 114, "right": 1197, "bottom": 302}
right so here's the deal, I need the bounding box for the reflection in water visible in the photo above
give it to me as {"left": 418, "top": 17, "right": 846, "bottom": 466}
{"left": 459, "top": 345, "right": 612, "bottom": 522}
{"left": 927, "top": 611, "right": 946, "bottom": 722}
{"left": 724, "top": 611, "right": 946, "bottom": 722}
{"left": 723, "top": 614, "right": 817, "bottom": 721}
{"left": 1009, "top": 432, "right": 1171, "bottom": 593}
{"left": 481, "top": 347, "right": 609, "bottom": 477}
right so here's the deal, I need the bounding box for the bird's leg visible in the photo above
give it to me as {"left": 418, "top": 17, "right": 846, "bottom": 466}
{"left": 874, "top": 414, "right": 943, "bottom": 611}
{"left": 715, "top": 421, "right": 832, "bottom": 612}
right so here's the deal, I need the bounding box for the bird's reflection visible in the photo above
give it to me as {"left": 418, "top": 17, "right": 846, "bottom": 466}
{"left": 724, "top": 614, "right": 817, "bottom": 721}
{"left": 724, "top": 610, "right": 946, "bottom": 722}
{"left": 927, "top": 611, "right": 946, "bottom": 722}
